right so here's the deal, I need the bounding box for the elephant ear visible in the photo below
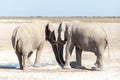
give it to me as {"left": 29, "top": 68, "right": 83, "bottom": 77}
{"left": 45, "top": 23, "right": 50, "bottom": 40}
{"left": 45, "top": 23, "right": 57, "bottom": 41}
{"left": 45, "top": 23, "right": 51, "bottom": 40}
{"left": 58, "top": 22, "right": 66, "bottom": 41}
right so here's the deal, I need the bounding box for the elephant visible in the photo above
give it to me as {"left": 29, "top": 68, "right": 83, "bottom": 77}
{"left": 12, "top": 20, "right": 64, "bottom": 70}
{"left": 54, "top": 20, "right": 108, "bottom": 71}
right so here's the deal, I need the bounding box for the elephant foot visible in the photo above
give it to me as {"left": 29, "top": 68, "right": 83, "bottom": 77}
{"left": 91, "top": 66, "right": 103, "bottom": 71}
{"left": 75, "top": 65, "right": 86, "bottom": 69}
{"left": 91, "top": 63, "right": 103, "bottom": 71}
{"left": 33, "top": 63, "right": 40, "bottom": 68}
{"left": 23, "top": 67, "right": 29, "bottom": 71}
{"left": 63, "top": 65, "right": 71, "bottom": 69}
{"left": 60, "top": 63, "right": 64, "bottom": 67}
{"left": 20, "top": 66, "right": 23, "bottom": 70}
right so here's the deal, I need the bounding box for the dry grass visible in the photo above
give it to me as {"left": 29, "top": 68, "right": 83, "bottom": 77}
{"left": 0, "top": 17, "right": 120, "bottom": 22}
{"left": 40, "top": 17, "right": 120, "bottom": 22}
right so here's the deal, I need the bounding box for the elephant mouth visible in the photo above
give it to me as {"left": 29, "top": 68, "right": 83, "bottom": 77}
{"left": 49, "top": 39, "right": 57, "bottom": 45}
{"left": 57, "top": 40, "right": 66, "bottom": 45}
{"left": 49, "top": 39, "right": 66, "bottom": 45}
{"left": 55, "top": 40, "right": 66, "bottom": 45}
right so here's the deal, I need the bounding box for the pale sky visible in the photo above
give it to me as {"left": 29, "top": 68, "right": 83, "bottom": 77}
{"left": 0, "top": 0, "right": 119, "bottom": 16}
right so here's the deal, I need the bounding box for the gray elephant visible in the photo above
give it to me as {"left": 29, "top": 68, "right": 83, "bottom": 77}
{"left": 55, "top": 20, "right": 108, "bottom": 71}
{"left": 12, "top": 20, "right": 63, "bottom": 70}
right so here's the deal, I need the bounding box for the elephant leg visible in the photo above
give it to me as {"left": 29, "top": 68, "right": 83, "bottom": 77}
{"left": 27, "top": 51, "right": 33, "bottom": 67}
{"left": 23, "top": 54, "right": 28, "bottom": 70}
{"left": 63, "top": 42, "right": 74, "bottom": 69}
{"left": 75, "top": 47, "right": 86, "bottom": 69}
{"left": 92, "top": 47, "right": 104, "bottom": 71}
{"left": 34, "top": 43, "right": 44, "bottom": 68}
{"left": 58, "top": 43, "right": 65, "bottom": 64}
{"left": 16, "top": 51, "right": 23, "bottom": 69}
{"left": 22, "top": 49, "right": 31, "bottom": 70}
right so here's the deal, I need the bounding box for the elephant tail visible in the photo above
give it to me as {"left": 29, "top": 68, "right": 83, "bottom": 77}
{"left": 105, "top": 38, "right": 110, "bottom": 58}
{"left": 12, "top": 26, "right": 21, "bottom": 53}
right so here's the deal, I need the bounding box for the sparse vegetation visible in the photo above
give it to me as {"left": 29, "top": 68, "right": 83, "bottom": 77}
{"left": 0, "top": 16, "right": 120, "bottom": 22}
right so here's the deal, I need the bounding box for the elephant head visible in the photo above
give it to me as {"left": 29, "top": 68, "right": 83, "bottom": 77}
{"left": 46, "top": 22, "right": 68, "bottom": 65}
{"left": 45, "top": 23, "right": 65, "bottom": 65}
{"left": 57, "top": 22, "right": 68, "bottom": 44}
{"left": 45, "top": 23, "right": 56, "bottom": 45}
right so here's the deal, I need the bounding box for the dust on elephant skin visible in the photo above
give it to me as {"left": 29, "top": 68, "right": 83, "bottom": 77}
{"left": 12, "top": 20, "right": 63, "bottom": 70}
{"left": 56, "top": 20, "right": 108, "bottom": 71}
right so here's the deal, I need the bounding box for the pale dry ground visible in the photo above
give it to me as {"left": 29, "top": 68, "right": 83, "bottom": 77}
{"left": 0, "top": 20, "right": 120, "bottom": 80}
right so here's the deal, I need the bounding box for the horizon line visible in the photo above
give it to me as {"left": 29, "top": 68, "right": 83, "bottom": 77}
{"left": 0, "top": 16, "right": 120, "bottom": 18}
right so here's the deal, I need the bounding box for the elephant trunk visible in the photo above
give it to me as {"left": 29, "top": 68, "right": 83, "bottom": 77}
{"left": 51, "top": 44, "right": 64, "bottom": 65}
{"left": 58, "top": 43, "right": 65, "bottom": 64}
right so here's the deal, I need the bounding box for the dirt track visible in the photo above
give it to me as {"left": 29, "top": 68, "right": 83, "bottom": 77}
{"left": 0, "top": 22, "right": 120, "bottom": 80}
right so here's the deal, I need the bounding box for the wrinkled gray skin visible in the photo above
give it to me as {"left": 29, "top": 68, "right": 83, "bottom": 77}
{"left": 12, "top": 20, "right": 63, "bottom": 70}
{"left": 56, "top": 20, "right": 108, "bottom": 71}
